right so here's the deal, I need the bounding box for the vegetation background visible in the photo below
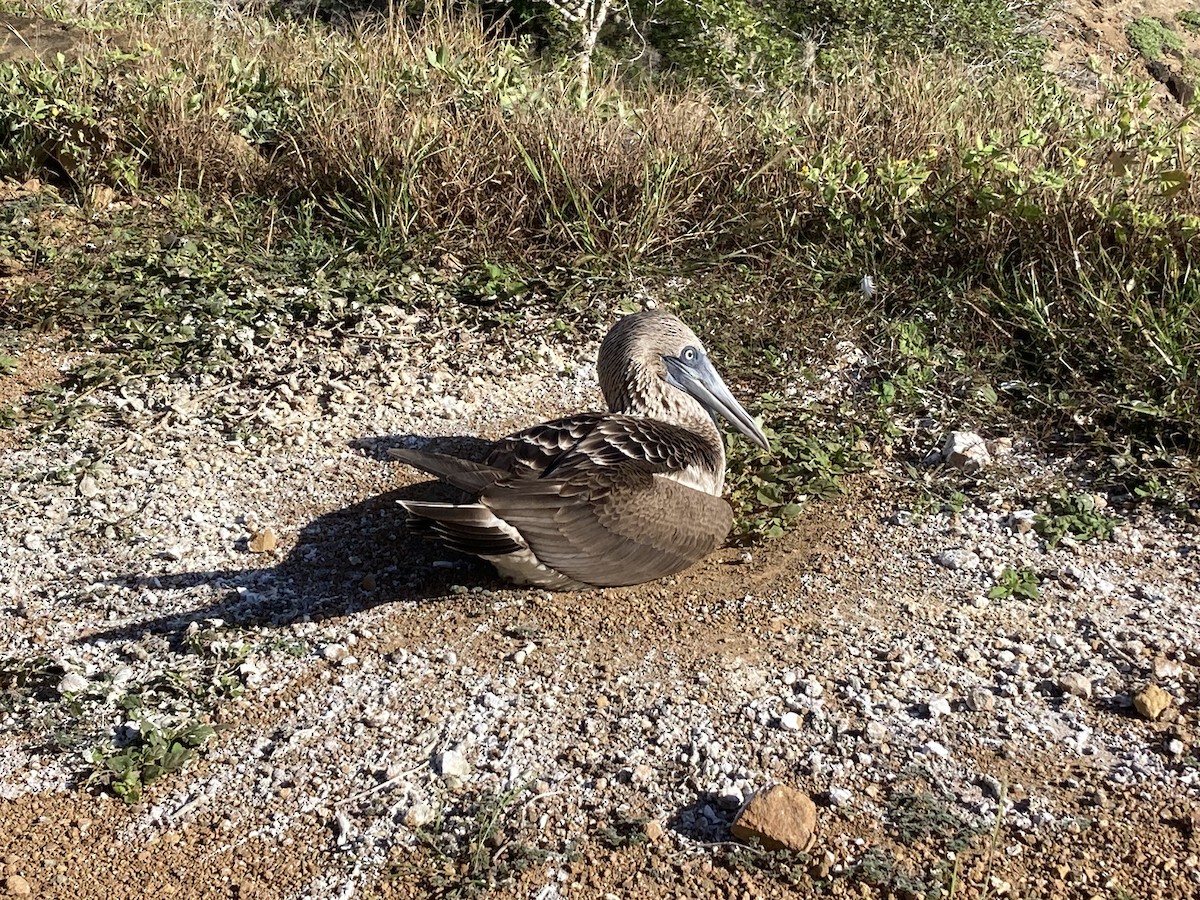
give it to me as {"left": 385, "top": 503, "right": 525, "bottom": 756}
{"left": 1, "top": 0, "right": 1198, "bottom": 516}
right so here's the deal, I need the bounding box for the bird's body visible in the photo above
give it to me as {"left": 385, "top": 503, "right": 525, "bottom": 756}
{"left": 392, "top": 311, "right": 768, "bottom": 590}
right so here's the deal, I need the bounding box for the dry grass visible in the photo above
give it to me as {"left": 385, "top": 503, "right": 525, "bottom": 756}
{"left": 1, "top": 0, "right": 1198, "bottom": 446}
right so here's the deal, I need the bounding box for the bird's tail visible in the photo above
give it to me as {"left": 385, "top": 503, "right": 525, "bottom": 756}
{"left": 398, "top": 500, "right": 524, "bottom": 557}
{"left": 389, "top": 448, "right": 506, "bottom": 495}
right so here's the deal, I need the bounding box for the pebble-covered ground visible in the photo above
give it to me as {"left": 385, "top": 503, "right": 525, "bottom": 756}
{"left": 0, "top": 309, "right": 1197, "bottom": 900}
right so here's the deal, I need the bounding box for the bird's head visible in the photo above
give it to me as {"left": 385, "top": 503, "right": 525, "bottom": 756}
{"left": 599, "top": 310, "right": 770, "bottom": 452}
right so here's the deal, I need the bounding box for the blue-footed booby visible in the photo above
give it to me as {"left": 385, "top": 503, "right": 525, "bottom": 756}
{"left": 391, "top": 310, "right": 769, "bottom": 589}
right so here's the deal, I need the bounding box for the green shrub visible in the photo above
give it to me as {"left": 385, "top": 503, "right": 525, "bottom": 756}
{"left": 1126, "top": 17, "right": 1184, "bottom": 60}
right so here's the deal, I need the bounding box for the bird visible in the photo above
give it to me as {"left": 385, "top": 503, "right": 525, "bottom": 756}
{"left": 390, "top": 310, "right": 769, "bottom": 590}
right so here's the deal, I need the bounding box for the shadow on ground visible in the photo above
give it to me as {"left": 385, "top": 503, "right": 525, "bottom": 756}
{"left": 84, "top": 434, "right": 498, "bottom": 645}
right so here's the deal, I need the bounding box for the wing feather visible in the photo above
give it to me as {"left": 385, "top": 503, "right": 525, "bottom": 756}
{"left": 389, "top": 448, "right": 505, "bottom": 494}
{"left": 396, "top": 415, "right": 730, "bottom": 589}
{"left": 482, "top": 465, "right": 732, "bottom": 587}
{"left": 484, "top": 414, "right": 605, "bottom": 475}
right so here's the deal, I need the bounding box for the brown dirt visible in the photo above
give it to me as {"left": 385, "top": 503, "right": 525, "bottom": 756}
{"left": 1043, "top": 0, "right": 1200, "bottom": 103}
{"left": 2, "top": 468, "right": 1197, "bottom": 899}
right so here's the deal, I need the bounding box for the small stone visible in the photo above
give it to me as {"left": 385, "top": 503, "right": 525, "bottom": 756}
{"left": 922, "top": 741, "right": 951, "bottom": 758}
{"left": 1167, "top": 739, "right": 1185, "bottom": 756}
{"left": 434, "top": 749, "right": 470, "bottom": 779}
{"left": 334, "top": 810, "right": 354, "bottom": 845}
{"left": 936, "top": 548, "right": 980, "bottom": 571}
{"left": 5, "top": 875, "right": 31, "bottom": 896}
{"left": 1010, "top": 510, "right": 1035, "bottom": 534}
{"left": 987, "top": 437, "right": 1013, "bottom": 458}
{"left": 248, "top": 527, "right": 278, "bottom": 553}
{"left": 828, "top": 786, "right": 852, "bottom": 807}
{"left": 941, "top": 431, "right": 991, "bottom": 473}
{"left": 731, "top": 784, "right": 818, "bottom": 853}
{"left": 1154, "top": 657, "right": 1183, "bottom": 679}
{"left": 717, "top": 786, "right": 745, "bottom": 811}
{"left": 1133, "top": 685, "right": 1171, "bottom": 721}
{"left": 513, "top": 643, "right": 535, "bottom": 666}
{"left": 57, "top": 673, "right": 88, "bottom": 695}
{"left": 403, "top": 803, "right": 434, "bottom": 829}
{"left": 78, "top": 475, "right": 99, "bottom": 499}
{"left": 323, "top": 643, "right": 350, "bottom": 663}
{"left": 967, "top": 688, "right": 995, "bottom": 712}
{"left": 22, "top": 533, "right": 43, "bottom": 552}
{"left": 631, "top": 764, "right": 653, "bottom": 784}
{"left": 780, "top": 711, "right": 802, "bottom": 731}
{"left": 927, "top": 696, "right": 952, "bottom": 718}
{"left": 643, "top": 820, "right": 665, "bottom": 842}
{"left": 1059, "top": 673, "right": 1092, "bottom": 700}
{"left": 360, "top": 574, "right": 377, "bottom": 591}
{"left": 814, "top": 849, "right": 836, "bottom": 878}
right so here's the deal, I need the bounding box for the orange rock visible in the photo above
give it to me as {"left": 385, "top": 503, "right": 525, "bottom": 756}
{"left": 1133, "top": 684, "right": 1171, "bottom": 721}
{"left": 730, "top": 784, "right": 817, "bottom": 853}
{"left": 248, "top": 526, "right": 278, "bottom": 553}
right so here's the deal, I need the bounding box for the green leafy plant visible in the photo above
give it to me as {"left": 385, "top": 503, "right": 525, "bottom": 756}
{"left": 716, "top": 841, "right": 813, "bottom": 889}
{"left": 1179, "top": 11, "right": 1200, "bottom": 35}
{"left": 1034, "top": 491, "right": 1120, "bottom": 546}
{"left": 725, "top": 393, "right": 872, "bottom": 542}
{"left": 857, "top": 847, "right": 947, "bottom": 899}
{"left": 988, "top": 565, "right": 1040, "bottom": 601}
{"left": 1126, "top": 18, "right": 1184, "bottom": 60}
{"left": 399, "top": 780, "right": 546, "bottom": 897}
{"left": 596, "top": 812, "right": 650, "bottom": 850}
{"left": 887, "top": 787, "right": 978, "bottom": 851}
{"left": 86, "top": 719, "right": 216, "bottom": 804}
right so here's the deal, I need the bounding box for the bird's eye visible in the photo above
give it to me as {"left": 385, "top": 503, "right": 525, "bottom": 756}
{"left": 681, "top": 347, "right": 697, "bottom": 362}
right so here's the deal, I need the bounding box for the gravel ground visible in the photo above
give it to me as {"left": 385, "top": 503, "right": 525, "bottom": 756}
{"left": 1, "top": 309, "right": 1198, "bottom": 900}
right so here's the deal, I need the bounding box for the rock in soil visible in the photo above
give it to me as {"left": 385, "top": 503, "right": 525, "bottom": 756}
{"left": 730, "top": 784, "right": 818, "bottom": 853}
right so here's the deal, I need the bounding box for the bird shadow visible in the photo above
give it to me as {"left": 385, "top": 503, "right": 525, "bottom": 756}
{"left": 82, "top": 434, "right": 498, "bottom": 647}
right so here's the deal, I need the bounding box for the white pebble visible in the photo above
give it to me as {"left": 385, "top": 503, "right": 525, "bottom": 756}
{"left": 57, "top": 673, "right": 88, "bottom": 694}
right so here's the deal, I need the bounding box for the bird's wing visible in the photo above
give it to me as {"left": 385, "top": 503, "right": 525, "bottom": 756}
{"left": 399, "top": 416, "right": 731, "bottom": 588}
{"left": 481, "top": 416, "right": 730, "bottom": 586}
{"left": 540, "top": 414, "right": 721, "bottom": 477}
{"left": 481, "top": 462, "right": 733, "bottom": 587}
{"left": 396, "top": 498, "right": 525, "bottom": 556}
{"left": 483, "top": 413, "right": 606, "bottom": 475}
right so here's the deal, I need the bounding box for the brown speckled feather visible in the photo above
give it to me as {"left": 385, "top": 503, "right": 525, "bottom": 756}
{"left": 484, "top": 414, "right": 605, "bottom": 475}
{"left": 482, "top": 461, "right": 732, "bottom": 587}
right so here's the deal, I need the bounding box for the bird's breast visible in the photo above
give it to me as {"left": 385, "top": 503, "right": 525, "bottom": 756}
{"left": 657, "top": 464, "right": 723, "bottom": 496}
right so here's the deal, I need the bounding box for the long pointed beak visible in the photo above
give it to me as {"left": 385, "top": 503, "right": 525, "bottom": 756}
{"left": 666, "top": 354, "right": 770, "bottom": 452}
